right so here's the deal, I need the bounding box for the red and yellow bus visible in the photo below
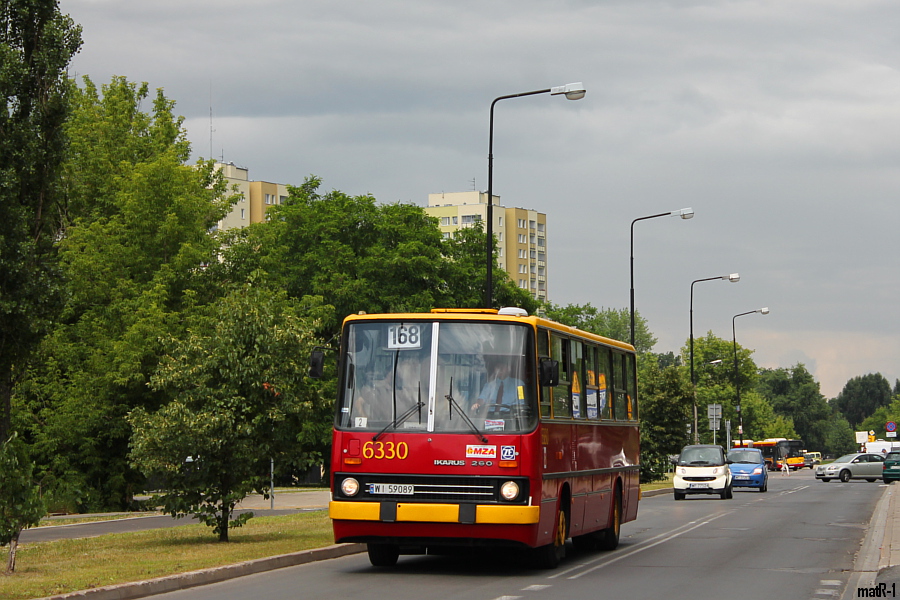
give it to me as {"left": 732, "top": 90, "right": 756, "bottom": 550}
{"left": 743, "top": 438, "right": 805, "bottom": 471}
{"left": 324, "top": 307, "right": 640, "bottom": 568}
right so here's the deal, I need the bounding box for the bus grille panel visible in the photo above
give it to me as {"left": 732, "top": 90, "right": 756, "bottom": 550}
{"left": 333, "top": 473, "right": 529, "bottom": 504}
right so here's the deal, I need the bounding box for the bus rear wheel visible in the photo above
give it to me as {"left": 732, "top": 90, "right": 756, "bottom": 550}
{"left": 367, "top": 543, "right": 399, "bottom": 567}
{"left": 596, "top": 487, "right": 622, "bottom": 551}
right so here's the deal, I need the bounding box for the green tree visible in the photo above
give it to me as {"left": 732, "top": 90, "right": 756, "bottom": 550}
{"left": 860, "top": 396, "right": 900, "bottom": 440}
{"left": 0, "top": 0, "right": 82, "bottom": 441}
{"left": 636, "top": 359, "right": 692, "bottom": 482}
{"left": 756, "top": 365, "right": 832, "bottom": 452}
{"left": 541, "top": 303, "right": 656, "bottom": 352}
{"left": 678, "top": 332, "right": 759, "bottom": 444}
{"left": 15, "top": 76, "right": 234, "bottom": 511}
{"left": 832, "top": 373, "right": 893, "bottom": 428}
{"left": 211, "top": 176, "right": 537, "bottom": 340}
{"left": 760, "top": 414, "right": 799, "bottom": 440}
{"left": 822, "top": 414, "right": 857, "bottom": 456}
{"left": 129, "top": 279, "right": 325, "bottom": 541}
{"left": 0, "top": 433, "right": 46, "bottom": 574}
{"left": 738, "top": 392, "right": 779, "bottom": 442}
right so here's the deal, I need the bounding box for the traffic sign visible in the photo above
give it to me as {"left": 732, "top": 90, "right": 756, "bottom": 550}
{"left": 887, "top": 421, "right": 897, "bottom": 433}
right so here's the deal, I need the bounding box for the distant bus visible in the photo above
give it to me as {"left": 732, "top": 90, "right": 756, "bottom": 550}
{"left": 752, "top": 439, "right": 805, "bottom": 471}
{"left": 322, "top": 307, "right": 640, "bottom": 568}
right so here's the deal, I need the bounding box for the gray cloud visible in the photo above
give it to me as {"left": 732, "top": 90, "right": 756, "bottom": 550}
{"left": 64, "top": 0, "right": 900, "bottom": 397}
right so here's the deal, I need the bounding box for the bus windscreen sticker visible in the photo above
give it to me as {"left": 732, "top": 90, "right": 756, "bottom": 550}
{"left": 484, "top": 420, "right": 505, "bottom": 431}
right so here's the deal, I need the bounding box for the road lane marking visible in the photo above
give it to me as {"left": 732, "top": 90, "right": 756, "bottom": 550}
{"left": 521, "top": 585, "right": 551, "bottom": 591}
{"left": 552, "top": 511, "right": 735, "bottom": 580}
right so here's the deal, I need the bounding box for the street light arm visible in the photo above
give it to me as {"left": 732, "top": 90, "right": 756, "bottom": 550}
{"left": 484, "top": 82, "right": 585, "bottom": 308}
{"left": 689, "top": 273, "right": 741, "bottom": 443}
{"left": 629, "top": 207, "right": 695, "bottom": 347}
{"left": 732, "top": 307, "right": 769, "bottom": 447}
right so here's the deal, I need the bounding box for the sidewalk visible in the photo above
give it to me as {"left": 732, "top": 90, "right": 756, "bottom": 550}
{"left": 843, "top": 483, "right": 900, "bottom": 599}
{"left": 234, "top": 489, "right": 331, "bottom": 510}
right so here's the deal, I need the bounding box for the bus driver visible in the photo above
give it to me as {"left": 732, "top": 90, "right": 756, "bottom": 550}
{"left": 470, "top": 355, "right": 525, "bottom": 414}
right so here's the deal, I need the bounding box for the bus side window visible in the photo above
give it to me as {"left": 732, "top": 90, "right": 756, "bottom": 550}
{"left": 597, "top": 346, "right": 612, "bottom": 419}
{"left": 551, "top": 334, "right": 571, "bottom": 419}
{"left": 538, "top": 328, "right": 552, "bottom": 418}
{"left": 585, "top": 345, "right": 600, "bottom": 420}
{"left": 613, "top": 351, "right": 627, "bottom": 421}
{"left": 571, "top": 340, "right": 584, "bottom": 419}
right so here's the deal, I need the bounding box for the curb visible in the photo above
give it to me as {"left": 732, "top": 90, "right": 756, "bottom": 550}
{"left": 641, "top": 487, "right": 674, "bottom": 498}
{"left": 35, "top": 543, "right": 366, "bottom": 600}
{"left": 841, "top": 483, "right": 892, "bottom": 600}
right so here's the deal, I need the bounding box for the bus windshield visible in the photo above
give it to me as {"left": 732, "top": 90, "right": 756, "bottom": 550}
{"left": 336, "top": 320, "right": 537, "bottom": 434}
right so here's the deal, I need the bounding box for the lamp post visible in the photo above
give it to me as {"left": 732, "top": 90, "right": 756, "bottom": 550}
{"left": 690, "top": 273, "right": 740, "bottom": 443}
{"left": 630, "top": 208, "right": 693, "bottom": 347}
{"left": 733, "top": 307, "right": 769, "bottom": 447}
{"left": 484, "top": 82, "right": 586, "bottom": 308}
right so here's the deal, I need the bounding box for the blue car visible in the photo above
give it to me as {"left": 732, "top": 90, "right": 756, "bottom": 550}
{"left": 726, "top": 448, "right": 768, "bottom": 492}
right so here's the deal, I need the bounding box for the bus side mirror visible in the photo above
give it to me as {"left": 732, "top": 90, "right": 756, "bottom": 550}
{"left": 308, "top": 349, "right": 325, "bottom": 378}
{"left": 539, "top": 359, "right": 559, "bottom": 387}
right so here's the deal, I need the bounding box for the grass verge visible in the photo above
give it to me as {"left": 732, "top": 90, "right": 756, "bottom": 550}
{"left": 640, "top": 473, "right": 674, "bottom": 492}
{"left": 1, "top": 511, "right": 332, "bottom": 600}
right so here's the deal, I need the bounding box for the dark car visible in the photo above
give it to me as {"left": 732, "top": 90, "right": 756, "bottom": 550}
{"left": 883, "top": 452, "right": 900, "bottom": 483}
{"left": 726, "top": 448, "right": 768, "bottom": 492}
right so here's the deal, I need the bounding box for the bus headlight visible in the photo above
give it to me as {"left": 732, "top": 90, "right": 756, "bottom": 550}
{"left": 341, "top": 477, "right": 360, "bottom": 497}
{"left": 500, "top": 481, "right": 520, "bottom": 501}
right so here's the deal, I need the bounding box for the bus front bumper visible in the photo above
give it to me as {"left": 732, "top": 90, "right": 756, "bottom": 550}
{"left": 329, "top": 501, "right": 540, "bottom": 525}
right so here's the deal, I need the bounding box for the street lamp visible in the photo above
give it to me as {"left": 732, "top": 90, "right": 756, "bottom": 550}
{"left": 733, "top": 307, "right": 769, "bottom": 447}
{"left": 690, "top": 273, "right": 740, "bottom": 443}
{"left": 484, "top": 82, "right": 586, "bottom": 308}
{"left": 630, "top": 208, "right": 693, "bottom": 347}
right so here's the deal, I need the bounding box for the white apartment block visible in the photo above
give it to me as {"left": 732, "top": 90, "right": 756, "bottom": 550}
{"left": 425, "top": 191, "right": 548, "bottom": 302}
{"left": 214, "top": 162, "right": 290, "bottom": 230}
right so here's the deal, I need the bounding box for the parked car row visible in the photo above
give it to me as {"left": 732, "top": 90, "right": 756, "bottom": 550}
{"left": 672, "top": 445, "right": 768, "bottom": 500}
{"left": 815, "top": 451, "right": 900, "bottom": 483}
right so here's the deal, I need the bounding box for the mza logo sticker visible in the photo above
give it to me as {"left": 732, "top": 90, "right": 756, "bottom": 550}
{"left": 500, "top": 445, "right": 517, "bottom": 460}
{"left": 466, "top": 445, "right": 497, "bottom": 459}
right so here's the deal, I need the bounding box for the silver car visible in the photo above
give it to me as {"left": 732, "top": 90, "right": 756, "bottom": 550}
{"left": 815, "top": 453, "right": 885, "bottom": 482}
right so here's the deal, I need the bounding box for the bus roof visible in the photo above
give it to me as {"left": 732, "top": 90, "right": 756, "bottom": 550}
{"left": 342, "top": 308, "right": 636, "bottom": 352}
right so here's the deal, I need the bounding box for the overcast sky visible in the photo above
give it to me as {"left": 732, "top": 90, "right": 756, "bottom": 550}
{"left": 62, "top": 0, "right": 900, "bottom": 399}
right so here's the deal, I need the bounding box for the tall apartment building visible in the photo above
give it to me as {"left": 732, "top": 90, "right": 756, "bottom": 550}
{"left": 214, "top": 162, "right": 290, "bottom": 230}
{"left": 425, "top": 191, "right": 548, "bottom": 302}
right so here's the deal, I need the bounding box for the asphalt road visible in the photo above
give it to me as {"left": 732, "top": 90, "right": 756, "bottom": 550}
{"left": 138, "top": 469, "right": 882, "bottom": 600}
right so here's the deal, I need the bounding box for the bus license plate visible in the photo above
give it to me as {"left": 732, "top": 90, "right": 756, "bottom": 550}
{"left": 368, "top": 483, "right": 414, "bottom": 495}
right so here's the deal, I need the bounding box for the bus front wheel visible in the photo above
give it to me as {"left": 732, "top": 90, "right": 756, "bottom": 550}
{"left": 367, "top": 543, "right": 399, "bottom": 567}
{"left": 532, "top": 506, "right": 567, "bottom": 568}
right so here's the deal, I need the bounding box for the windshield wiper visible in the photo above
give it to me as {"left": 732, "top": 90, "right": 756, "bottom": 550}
{"left": 373, "top": 401, "right": 425, "bottom": 441}
{"left": 445, "top": 377, "right": 488, "bottom": 443}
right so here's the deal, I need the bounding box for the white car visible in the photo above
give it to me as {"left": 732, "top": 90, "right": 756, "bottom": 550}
{"left": 673, "top": 444, "right": 733, "bottom": 500}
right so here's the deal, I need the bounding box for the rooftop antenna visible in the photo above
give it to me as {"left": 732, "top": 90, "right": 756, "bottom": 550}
{"left": 208, "top": 81, "right": 216, "bottom": 162}
{"left": 471, "top": 177, "right": 477, "bottom": 191}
